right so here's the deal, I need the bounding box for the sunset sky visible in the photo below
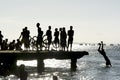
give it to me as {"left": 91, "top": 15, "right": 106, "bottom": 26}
{"left": 0, "top": 0, "right": 120, "bottom": 43}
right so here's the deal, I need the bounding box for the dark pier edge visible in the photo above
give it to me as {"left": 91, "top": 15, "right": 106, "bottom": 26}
{"left": 0, "top": 51, "right": 89, "bottom": 76}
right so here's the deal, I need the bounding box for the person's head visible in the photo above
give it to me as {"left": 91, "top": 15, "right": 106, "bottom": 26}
{"left": 63, "top": 27, "right": 65, "bottom": 31}
{"left": 19, "top": 64, "right": 25, "bottom": 71}
{"left": 55, "top": 28, "right": 58, "bottom": 32}
{"left": 101, "top": 41, "right": 103, "bottom": 44}
{"left": 48, "top": 26, "right": 51, "bottom": 30}
{"left": 70, "top": 26, "right": 73, "bottom": 30}
{"left": 13, "top": 40, "right": 15, "bottom": 43}
{"left": 25, "top": 27, "right": 27, "bottom": 30}
{"left": 59, "top": 28, "right": 62, "bottom": 31}
{"left": 53, "top": 75, "right": 58, "bottom": 80}
{"left": 17, "top": 39, "right": 19, "bottom": 42}
{"left": 5, "top": 39, "right": 8, "bottom": 42}
{"left": 3, "top": 40, "right": 5, "bottom": 43}
{"left": 36, "top": 23, "right": 40, "bottom": 28}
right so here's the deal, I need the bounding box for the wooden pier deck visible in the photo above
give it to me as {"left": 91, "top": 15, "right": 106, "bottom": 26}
{"left": 0, "top": 50, "right": 89, "bottom": 75}
{"left": 0, "top": 50, "right": 89, "bottom": 60}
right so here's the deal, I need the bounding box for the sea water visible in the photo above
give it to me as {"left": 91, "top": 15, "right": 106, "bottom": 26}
{"left": 1, "top": 44, "right": 120, "bottom": 80}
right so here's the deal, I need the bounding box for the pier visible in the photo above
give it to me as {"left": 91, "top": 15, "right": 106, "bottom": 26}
{"left": 0, "top": 50, "right": 89, "bottom": 75}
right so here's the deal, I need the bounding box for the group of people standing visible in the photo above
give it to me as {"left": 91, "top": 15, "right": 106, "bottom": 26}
{"left": 36, "top": 23, "right": 74, "bottom": 51}
{"left": 0, "top": 23, "right": 74, "bottom": 51}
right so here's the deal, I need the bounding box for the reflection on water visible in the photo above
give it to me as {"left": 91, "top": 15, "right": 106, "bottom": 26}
{"left": 1, "top": 44, "right": 120, "bottom": 80}
{"left": 17, "top": 60, "right": 37, "bottom": 67}
{"left": 17, "top": 59, "right": 70, "bottom": 68}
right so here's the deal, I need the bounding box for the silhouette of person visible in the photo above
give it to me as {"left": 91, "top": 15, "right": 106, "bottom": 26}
{"left": 9, "top": 40, "right": 15, "bottom": 50}
{"left": 1, "top": 40, "right": 5, "bottom": 50}
{"left": 46, "top": 26, "right": 52, "bottom": 50}
{"left": 98, "top": 41, "right": 112, "bottom": 67}
{"left": 67, "top": 26, "right": 74, "bottom": 51}
{"left": 19, "top": 27, "right": 30, "bottom": 50}
{"left": 61, "top": 27, "right": 67, "bottom": 51}
{"left": 15, "top": 39, "right": 22, "bottom": 50}
{"left": 24, "top": 27, "right": 30, "bottom": 50}
{"left": 54, "top": 28, "right": 59, "bottom": 50}
{"left": 0, "top": 31, "right": 3, "bottom": 50}
{"left": 36, "top": 23, "right": 43, "bottom": 51}
{"left": 19, "top": 28, "right": 26, "bottom": 49}
{"left": 20, "top": 28, "right": 25, "bottom": 42}
{"left": 19, "top": 64, "right": 28, "bottom": 80}
{"left": 1, "top": 39, "right": 8, "bottom": 50}
{"left": 59, "top": 28, "right": 63, "bottom": 50}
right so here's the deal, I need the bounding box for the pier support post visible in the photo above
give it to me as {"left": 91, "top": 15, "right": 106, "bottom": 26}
{"left": 37, "top": 58, "right": 44, "bottom": 73}
{"left": 10, "top": 59, "right": 17, "bottom": 74}
{"left": 71, "top": 58, "right": 77, "bottom": 71}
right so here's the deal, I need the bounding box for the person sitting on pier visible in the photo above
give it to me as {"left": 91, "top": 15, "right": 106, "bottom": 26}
{"left": 1, "top": 40, "right": 5, "bottom": 50}
{"left": 0, "top": 31, "right": 3, "bottom": 50}
{"left": 19, "top": 64, "right": 28, "bottom": 80}
{"left": 46, "top": 26, "right": 52, "bottom": 51}
{"left": 1, "top": 39, "right": 9, "bottom": 50}
{"left": 98, "top": 41, "right": 112, "bottom": 67}
{"left": 5, "top": 39, "right": 9, "bottom": 50}
{"left": 9, "top": 40, "right": 16, "bottom": 50}
{"left": 15, "top": 39, "right": 22, "bottom": 50}
{"left": 36, "top": 23, "right": 43, "bottom": 51}
{"left": 67, "top": 26, "right": 74, "bottom": 51}
{"left": 53, "top": 28, "right": 59, "bottom": 50}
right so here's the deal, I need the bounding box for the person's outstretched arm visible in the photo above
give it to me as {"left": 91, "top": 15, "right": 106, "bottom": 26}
{"left": 101, "top": 41, "right": 104, "bottom": 51}
{"left": 98, "top": 43, "right": 101, "bottom": 52}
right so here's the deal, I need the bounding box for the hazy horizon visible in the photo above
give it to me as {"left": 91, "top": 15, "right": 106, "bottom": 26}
{"left": 0, "top": 0, "right": 120, "bottom": 44}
